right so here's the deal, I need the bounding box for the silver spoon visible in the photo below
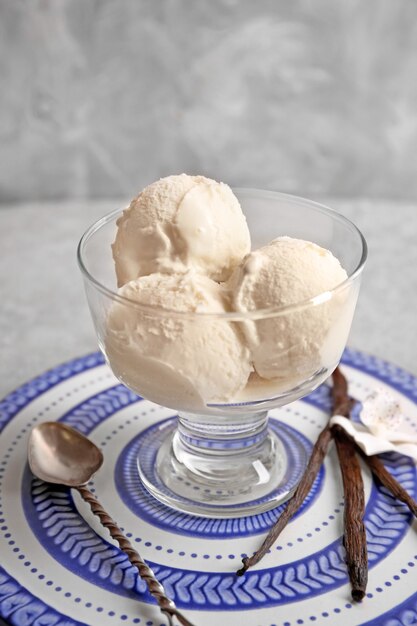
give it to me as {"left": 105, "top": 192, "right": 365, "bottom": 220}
{"left": 28, "top": 421, "right": 196, "bottom": 626}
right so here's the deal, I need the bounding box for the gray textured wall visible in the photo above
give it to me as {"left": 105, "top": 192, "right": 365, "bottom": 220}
{"left": 1, "top": 0, "right": 417, "bottom": 202}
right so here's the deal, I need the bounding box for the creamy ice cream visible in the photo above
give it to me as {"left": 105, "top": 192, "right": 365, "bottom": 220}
{"left": 106, "top": 175, "right": 353, "bottom": 409}
{"left": 112, "top": 174, "right": 251, "bottom": 286}
{"left": 229, "top": 237, "right": 349, "bottom": 380}
{"left": 105, "top": 270, "right": 252, "bottom": 411}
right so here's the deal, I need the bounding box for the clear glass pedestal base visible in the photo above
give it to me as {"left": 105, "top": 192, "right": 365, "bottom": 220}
{"left": 137, "top": 412, "right": 311, "bottom": 518}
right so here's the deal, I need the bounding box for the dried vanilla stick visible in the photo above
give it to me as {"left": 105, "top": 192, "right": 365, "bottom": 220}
{"left": 342, "top": 434, "right": 417, "bottom": 518}
{"left": 235, "top": 366, "right": 349, "bottom": 576}
{"left": 332, "top": 425, "right": 368, "bottom": 601}
{"left": 331, "top": 368, "right": 368, "bottom": 601}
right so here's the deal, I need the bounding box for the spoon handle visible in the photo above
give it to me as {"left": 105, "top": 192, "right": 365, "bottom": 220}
{"left": 76, "top": 485, "right": 196, "bottom": 626}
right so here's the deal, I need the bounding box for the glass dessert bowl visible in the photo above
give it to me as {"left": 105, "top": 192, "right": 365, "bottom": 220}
{"left": 77, "top": 189, "right": 367, "bottom": 518}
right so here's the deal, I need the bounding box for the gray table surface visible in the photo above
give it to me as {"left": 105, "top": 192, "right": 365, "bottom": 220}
{"left": 0, "top": 198, "right": 416, "bottom": 400}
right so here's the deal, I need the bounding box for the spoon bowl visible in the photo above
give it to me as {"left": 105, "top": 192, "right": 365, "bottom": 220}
{"left": 28, "top": 421, "right": 103, "bottom": 487}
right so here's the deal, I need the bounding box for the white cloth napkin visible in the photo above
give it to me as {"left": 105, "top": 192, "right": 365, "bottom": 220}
{"left": 330, "top": 387, "right": 417, "bottom": 461}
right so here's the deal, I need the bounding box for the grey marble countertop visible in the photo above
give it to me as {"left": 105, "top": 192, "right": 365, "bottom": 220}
{"left": 0, "top": 198, "right": 416, "bottom": 399}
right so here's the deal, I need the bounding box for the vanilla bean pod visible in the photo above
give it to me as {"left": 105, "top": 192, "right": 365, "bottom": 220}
{"left": 331, "top": 367, "right": 368, "bottom": 601}
{"left": 334, "top": 365, "right": 417, "bottom": 520}
{"left": 236, "top": 366, "right": 362, "bottom": 588}
{"left": 236, "top": 423, "right": 333, "bottom": 575}
{"left": 363, "top": 453, "right": 417, "bottom": 516}
{"left": 236, "top": 367, "right": 350, "bottom": 576}
{"left": 332, "top": 426, "right": 368, "bottom": 601}
{"left": 331, "top": 367, "right": 417, "bottom": 518}
{"left": 331, "top": 366, "right": 353, "bottom": 418}
{"left": 343, "top": 437, "right": 417, "bottom": 518}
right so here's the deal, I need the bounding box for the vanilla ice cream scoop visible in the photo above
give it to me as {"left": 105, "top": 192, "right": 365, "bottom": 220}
{"left": 230, "top": 237, "right": 349, "bottom": 381}
{"left": 112, "top": 174, "right": 251, "bottom": 286}
{"left": 105, "top": 271, "right": 252, "bottom": 411}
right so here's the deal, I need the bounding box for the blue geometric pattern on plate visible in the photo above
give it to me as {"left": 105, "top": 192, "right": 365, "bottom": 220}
{"left": 0, "top": 352, "right": 105, "bottom": 434}
{"left": 22, "top": 451, "right": 415, "bottom": 609}
{"left": 1, "top": 347, "right": 417, "bottom": 623}
{"left": 115, "top": 418, "right": 323, "bottom": 538}
{"left": 362, "top": 590, "right": 417, "bottom": 626}
{"left": 343, "top": 347, "right": 417, "bottom": 404}
{"left": 0, "top": 570, "right": 85, "bottom": 626}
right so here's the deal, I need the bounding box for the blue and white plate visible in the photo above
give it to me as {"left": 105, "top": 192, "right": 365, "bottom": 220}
{"left": 1, "top": 348, "right": 417, "bottom": 626}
